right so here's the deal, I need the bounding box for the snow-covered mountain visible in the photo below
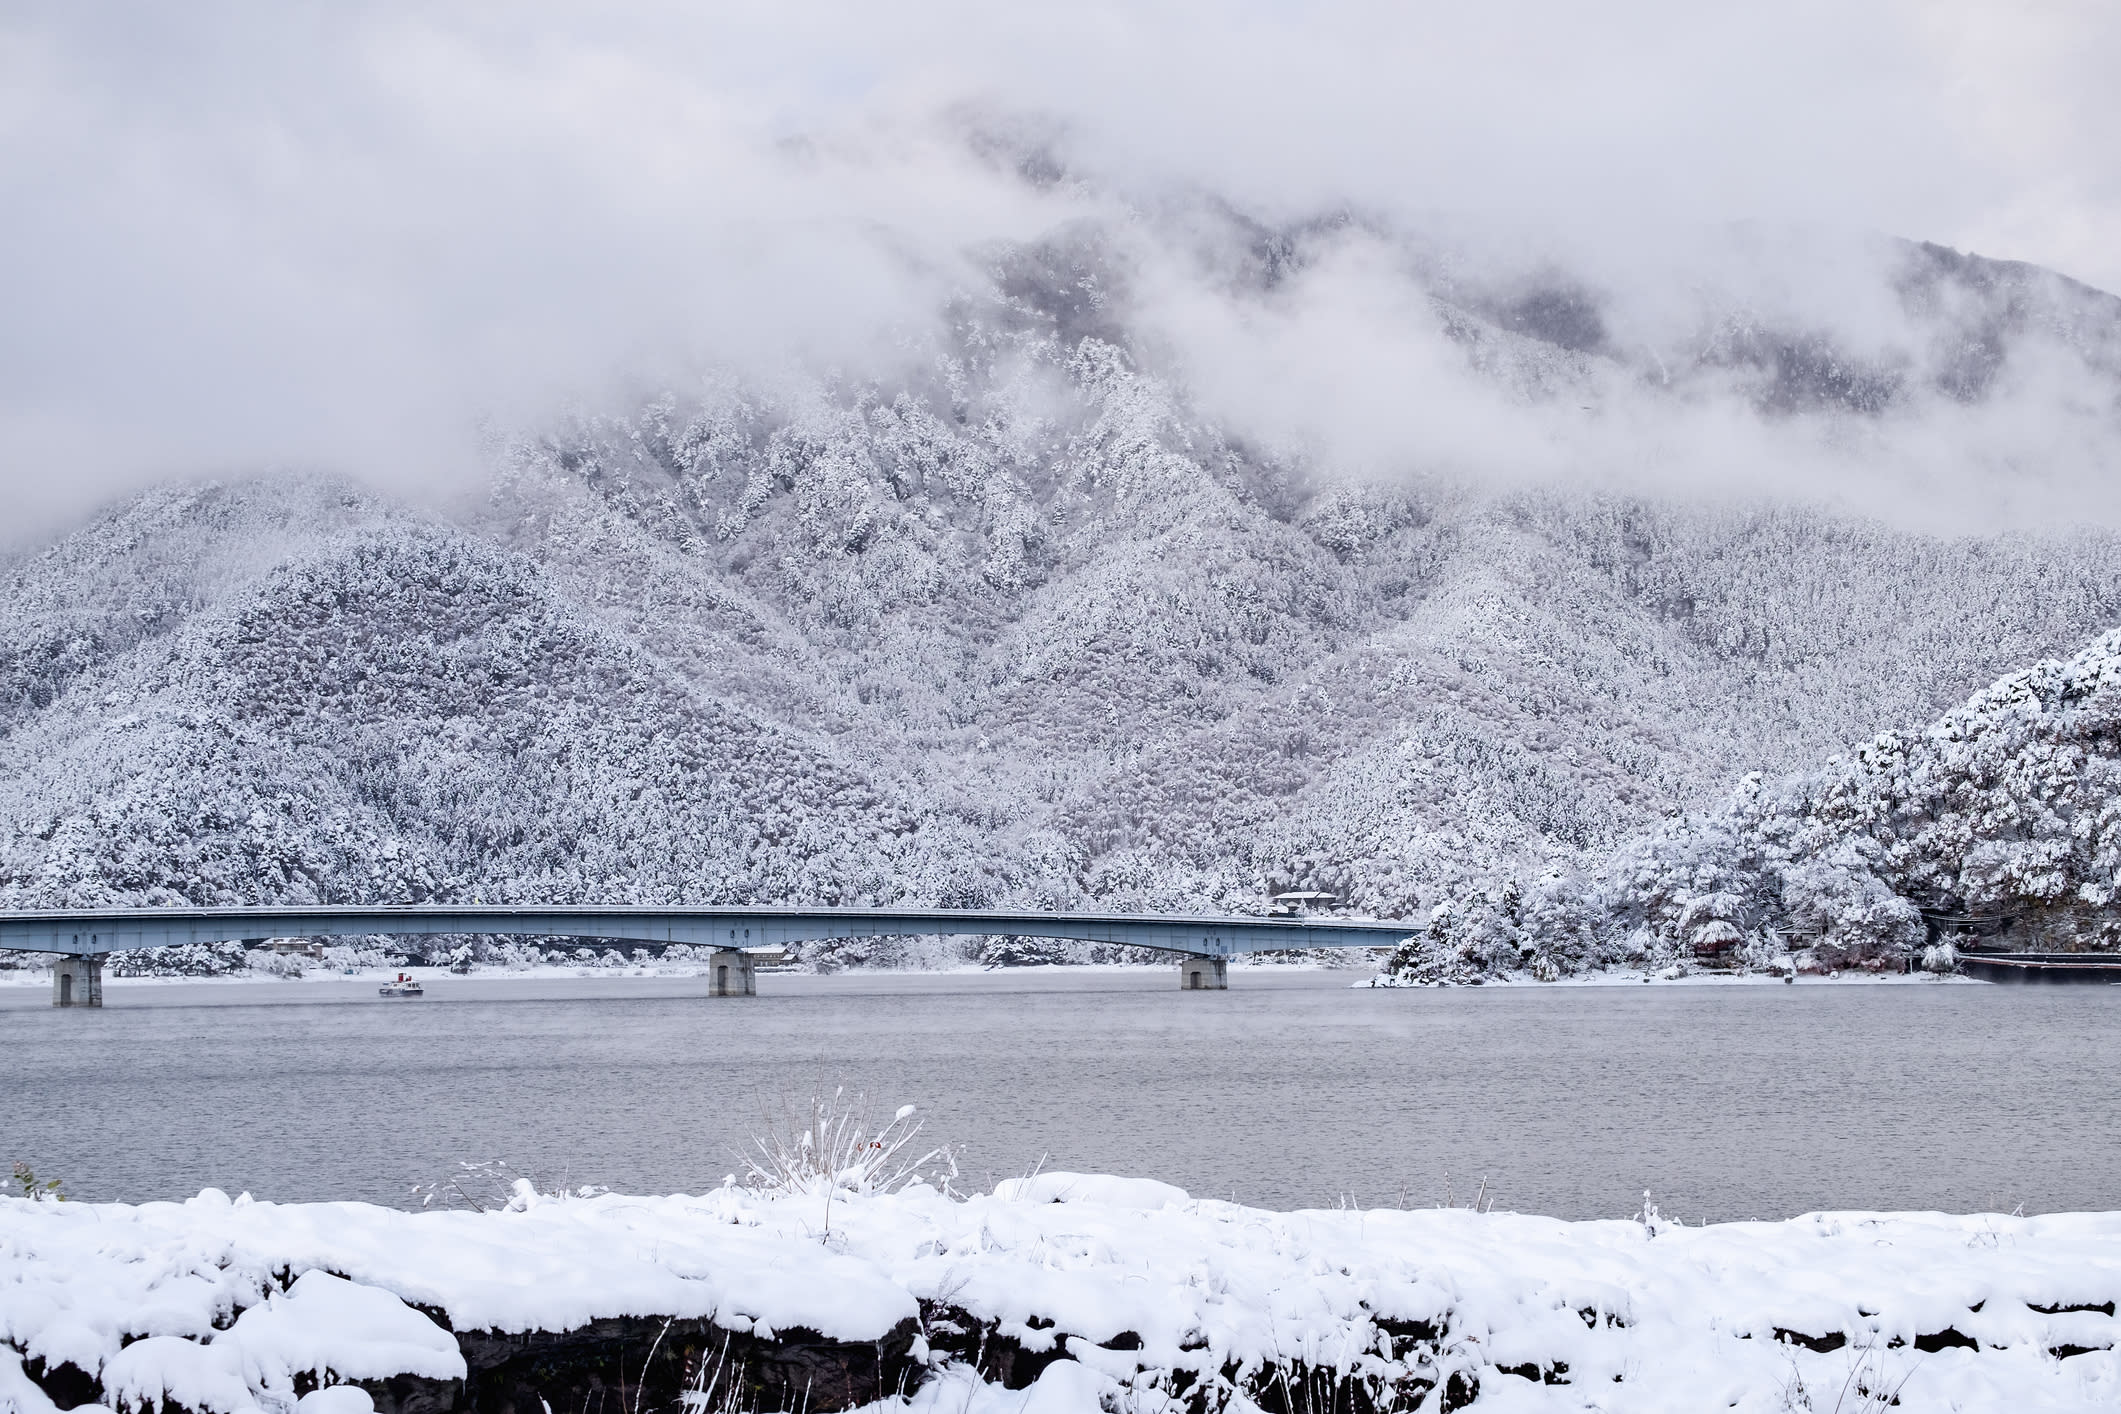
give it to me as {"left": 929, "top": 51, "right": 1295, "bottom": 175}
{"left": 5, "top": 211, "right": 2120, "bottom": 968}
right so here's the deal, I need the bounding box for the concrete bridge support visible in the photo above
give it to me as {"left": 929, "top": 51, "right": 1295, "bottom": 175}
{"left": 52, "top": 954, "right": 103, "bottom": 1008}
{"left": 708, "top": 949, "right": 756, "bottom": 997}
{"left": 1179, "top": 956, "right": 1227, "bottom": 990}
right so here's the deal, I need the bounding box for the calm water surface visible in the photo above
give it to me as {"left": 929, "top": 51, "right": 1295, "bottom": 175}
{"left": 3, "top": 969, "right": 2114, "bottom": 1220}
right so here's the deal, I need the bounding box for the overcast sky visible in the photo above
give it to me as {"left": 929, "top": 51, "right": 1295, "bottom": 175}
{"left": 2, "top": 0, "right": 2116, "bottom": 535}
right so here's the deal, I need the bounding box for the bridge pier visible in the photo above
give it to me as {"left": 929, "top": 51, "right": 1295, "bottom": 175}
{"left": 52, "top": 954, "right": 103, "bottom": 1008}
{"left": 707, "top": 949, "right": 756, "bottom": 997}
{"left": 1179, "top": 956, "right": 1227, "bottom": 990}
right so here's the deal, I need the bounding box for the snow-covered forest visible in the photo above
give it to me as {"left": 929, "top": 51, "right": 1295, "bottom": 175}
{"left": 6, "top": 199, "right": 2121, "bottom": 974}
{"left": 1388, "top": 628, "right": 2121, "bottom": 981}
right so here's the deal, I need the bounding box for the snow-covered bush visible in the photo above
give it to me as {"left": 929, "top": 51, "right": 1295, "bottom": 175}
{"left": 1381, "top": 873, "right": 1616, "bottom": 982}
{"left": 319, "top": 942, "right": 408, "bottom": 972}
{"left": 245, "top": 948, "right": 306, "bottom": 979}
{"left": 1779, "top": 850, "right": 1923, "bottom": 970}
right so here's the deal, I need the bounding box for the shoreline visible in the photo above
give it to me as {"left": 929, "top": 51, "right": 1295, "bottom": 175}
{"left": 6, "top": 1175, "right": 2116, "bottom": 1412}
{"left": 0, "top": 955, "right": 1360, "bottom": 990}
{"left": 0, "top": 955, "right": 1997, "bottom": 990}
{"left": 1370, "top": 966, "right": 1987, "bottom": 987}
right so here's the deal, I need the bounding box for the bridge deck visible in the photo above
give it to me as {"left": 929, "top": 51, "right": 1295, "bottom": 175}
{"left": 0, "top": 905, "right": 1418, "bottom": 959}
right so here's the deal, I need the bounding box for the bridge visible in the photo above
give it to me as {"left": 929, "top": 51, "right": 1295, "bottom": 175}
{"left": 1, "top": 905, "right": 1421, "bottom": 1005}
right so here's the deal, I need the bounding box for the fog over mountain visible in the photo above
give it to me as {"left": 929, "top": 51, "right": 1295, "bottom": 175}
{"left": 3, "top": 3, "right": 2118, "bottom": 968}
{"left": 7, "top": 1, "right": 2120, "bottom": 533}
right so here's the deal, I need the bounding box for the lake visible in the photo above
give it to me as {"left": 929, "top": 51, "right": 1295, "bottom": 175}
{"left": 4, "top": 968, "right": 2115, "bottom": 1220}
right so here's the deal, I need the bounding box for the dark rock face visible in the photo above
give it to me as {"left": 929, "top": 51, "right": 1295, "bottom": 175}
{"left": 22, "top": 1357, "right": 101, "bottom": 1410}
{"left": 357, "top": 1371, "right": 463, "bottom": 1414}
{"left": 1775, "top": 1327, "right": 1848, "bottom": 1353}
{"left": 13, "top": 1286, "right": 1470, "bottom": 1414}
{"left": 910, "top": 1299, "right": 1467, "bottom": 1414}
{"left": 333, "top": 1300, "right": 1471, "bottom": 1414}
{"left": 363, "top": 1315, "right": 923, "bottom": 1414}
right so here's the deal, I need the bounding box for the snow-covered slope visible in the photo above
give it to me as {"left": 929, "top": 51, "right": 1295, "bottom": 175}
{"left": 0, "top": 503, "right": 985, "bottom": 913}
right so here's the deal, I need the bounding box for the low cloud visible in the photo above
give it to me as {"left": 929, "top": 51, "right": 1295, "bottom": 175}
{"left": 1, "top": 1, "right": 2114, "bottom": 539}
{"left": 1127, "top": 216, "right": 2121, "bottom": 529}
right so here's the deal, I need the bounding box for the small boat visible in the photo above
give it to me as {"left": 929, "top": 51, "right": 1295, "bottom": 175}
{"left": 377, "top": 973, "right": 425, "bottom": 998}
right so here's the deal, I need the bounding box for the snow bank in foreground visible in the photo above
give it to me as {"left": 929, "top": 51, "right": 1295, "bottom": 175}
{"left": 6, "top": 1179, "right": 2121, "bottom": 1413}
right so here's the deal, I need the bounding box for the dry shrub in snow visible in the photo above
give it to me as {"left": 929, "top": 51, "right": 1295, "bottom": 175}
{"left": 743, "top": 1090, "right": 954, "bottom": 1206}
